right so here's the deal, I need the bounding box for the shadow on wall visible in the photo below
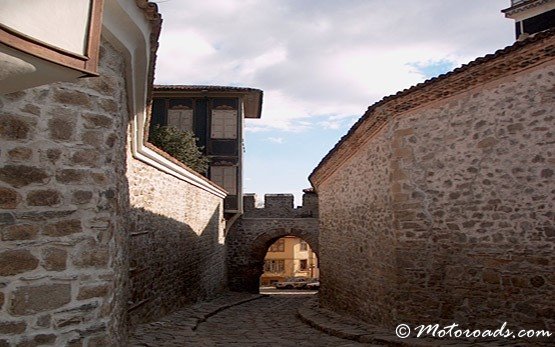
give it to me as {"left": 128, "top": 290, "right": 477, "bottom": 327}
{"left": 125, "top": 205, "right": 226, "bottom": 329}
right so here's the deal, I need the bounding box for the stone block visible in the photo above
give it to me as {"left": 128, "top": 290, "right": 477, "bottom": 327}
{"left": 105, "top": 133, "right": 117, "bottom": 148}
{"left": 0, "top": 321, "right": 26, "bottom": 334}
{"left": 71, "top": 149, "right": 100, "bottom": 167}
{"left": 32, "top": 334, "right": 57, "bottom": 345}
{"left": 55, "top": 169, "right": 88, "bottom": 184}
{"left": 43, "top": 219, "right": 82, "bottom": 237}
{"left": 0, "top": 250, "right": 39, "bottom": 276}
{"left": 72, "top": 241, "right": 109, "bottom": 269}
{"left": 1, "top": 224, "right": 39, "bottom": 241}
{"left": 35, "top": 315, "right": 50, "bottom": 328}
{"left": 476, "top": 137, "right": 497, "bottom": 148}
{"left": 0, "top": 213, "right": 15, "bottom": 226}
{"left": 7, "top": 147, "right": 33, "bottom": 161}
{"left": 10, "top": 284, "right": 71, "bottom": 316}
{"left": 77, "top": 284, "right": 111, "bottom": 300}
{"left": 0, "top": 115, "right": 30, "bottom": 140}
{"left": 41, "top": 247, "right": 67, "bottom": 271}
{"left": 0, "top": 165, "right": 49, "bottom": 188}
{"left": 20, "top": 103, "right": 41, "bottom": 116}
{"left": 83, "top": 114, "right": 113, "bottom": 129}
{"left": 26, "top": 189, "right": 61, "bottom": 207}
{"left": 48, "top": 116, "right": 75, "bottom": 141}
{"left": 52, "top": 89, "right": 91, "bottom": 107}
{"left": 90, "top": 172, "right": 107, "bottom": 184}
{"left": 46, "top": 149, "right": 62, "bottom": 163}
{"left": 0, "top": 187, "right": 20, "bottom": 209}
{"left": 81, "top": 130, "right": 104, "bottom": 147}
{"left": 394, "top": 128, "right": 414, "bottom": 137}
{"left": 71, "top": 190, "right": 93, "bottom": 204}
{"left": 98, "top": 99, "right": 118, "bottom": 113}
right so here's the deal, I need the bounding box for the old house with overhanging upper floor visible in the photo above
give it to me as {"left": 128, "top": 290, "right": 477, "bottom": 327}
{"left": 149, "top": 85, "right": 263, "bottom": 218}
{"left": 309, "top": 0, "right": 554, "bottom": 333}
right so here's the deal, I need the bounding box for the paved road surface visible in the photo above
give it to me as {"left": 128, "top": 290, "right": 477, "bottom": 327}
{"left": 131, "top": 292, "right": 375, "bottom": 346}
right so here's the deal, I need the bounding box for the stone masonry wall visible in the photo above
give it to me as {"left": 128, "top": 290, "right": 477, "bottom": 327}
{"left": 227, "top": 193, "right": 318, "bottom": 292}
{"left": 390, "top": 62, "right": 555, "bottom": 330}
{"left": 317, "top": 61, "right": 555, "bottom": 331}
{"left": 318, "top": 131, "right": 398, "bottom": 327}
{"left": 126, "top": 155, "right": 227, "bottom": 328}
{"left": 0, "top": 40, "right": 129, "bottom": 346}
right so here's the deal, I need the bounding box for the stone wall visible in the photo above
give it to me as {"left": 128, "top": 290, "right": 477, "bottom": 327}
{"left": 390, "top": 61, "right": 554, "bottom": 330}
{"left": 315, "top": 57, "right": 555, "bottom": 331}
{"left": 126, "top": 154, "right": 226, "bottom": 327}
{"left": 0, "top": 40, "right": 129, "bottom": 346}
{"left": 0, "top": 35, "right": 228, "bottom": 345}
{"left": 227, "top": 193, "right": 319, "bottom": 292}
{"left": 318, "top": 131, "right": 397, "bottom": 327}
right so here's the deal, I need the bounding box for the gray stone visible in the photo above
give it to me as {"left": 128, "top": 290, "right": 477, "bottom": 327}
{"left": 10, "top": 284, "right": 71, "bottom": 315}
{"left": 0, "top": 250, "right": 39, "bottom": 276}
{"left": 0, "top": 165, "right": 48, "bottom": 188}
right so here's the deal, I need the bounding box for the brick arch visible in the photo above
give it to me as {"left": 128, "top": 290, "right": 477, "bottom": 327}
{"left": 227, "top": 224, "right": 319, "bottom": 293}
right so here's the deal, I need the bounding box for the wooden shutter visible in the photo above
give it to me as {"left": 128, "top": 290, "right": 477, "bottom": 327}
{"left": 210, "top": 166, "right": 237, "bottom": 194}
{"left": 167, "top": 108, "right": 193, "bottom": 132}
{"left": 223, "top": 167, "right": 237, "bottom": 194}
{"left": 211, "top": 109, "right": 237, "bottom": 138}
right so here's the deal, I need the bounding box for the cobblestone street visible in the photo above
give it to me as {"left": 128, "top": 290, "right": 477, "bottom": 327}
{"left": 130, "top": 292, "right": 374, "bottom": 347}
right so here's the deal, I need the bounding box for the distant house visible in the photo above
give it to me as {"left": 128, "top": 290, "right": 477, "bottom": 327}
{"left": 150, "top": 85, "right": 263, "bottom": 215}
{"left": 261, "top": 236, "right": 319, "bottom": 285}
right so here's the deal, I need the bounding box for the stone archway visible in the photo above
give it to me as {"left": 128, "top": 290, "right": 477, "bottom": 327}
{"left": 227, "top": 222, "right": 319, "bottom": 293}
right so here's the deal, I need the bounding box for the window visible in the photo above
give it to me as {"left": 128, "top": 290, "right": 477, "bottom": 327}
{"left": 211, "top": 108, "right": 237, "bottom": 139}
{"left": 268, "top": 238, "right": 285, "bottom": 252}
{"left": 210, "top": 166, "right": 237, "bottom": 195}
{"left": 167, "top": 107, "right": 193, "bottom": 132}
{"left": 264, "top": 260, "right": 284, "bottom": 273}
{"left": 300, "top": 241, "right": 308, "bottom": 251}
{"left": 299, "top": 259, "right": 308, "bottom": 271}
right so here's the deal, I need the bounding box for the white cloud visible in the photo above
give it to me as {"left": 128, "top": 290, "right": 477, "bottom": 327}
{"left": 267, "top": 137, "right": 284, "bottom": 144}
{"left": 319, "top": 120, "right": 341, "bottom": 130}
{"left": 154, "top": 0, "right": 514, "bottom": 132}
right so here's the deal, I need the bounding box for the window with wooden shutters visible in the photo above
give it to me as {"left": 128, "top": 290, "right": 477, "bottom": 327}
{"left": 268, "top": 238, "right": 285, "bottom": 252}
{"left": 167, "top": 107, "right": 193, "bottom": 132}
{"left": 211, "top": 108, "right": 237, "bottom": 139}
{"left": 264, "top": 260, "right": 284, "bottom": 273}
{"left": 210, "top": 166, "right": 237, "bottom": 195}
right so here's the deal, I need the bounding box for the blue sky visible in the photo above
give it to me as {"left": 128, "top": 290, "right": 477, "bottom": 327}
{"left": 153, "top": 0, "right": 515, "bottom": 205}
{"left": 243, "top": 60, "right": 457, "bottom": 204}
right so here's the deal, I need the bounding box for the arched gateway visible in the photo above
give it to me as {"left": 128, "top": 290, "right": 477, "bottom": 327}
{"left": 227, "top": 192, "right": 319, "bottom": 293}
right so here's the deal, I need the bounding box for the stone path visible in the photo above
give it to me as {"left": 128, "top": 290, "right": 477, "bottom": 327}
{"left": 129, "top": 292, "right": 376, "bottom": 346}
{"left": 130, "top": 291, "right": 551, "bottom": 347}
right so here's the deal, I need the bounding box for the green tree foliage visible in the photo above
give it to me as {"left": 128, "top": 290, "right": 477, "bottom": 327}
{"left": 149, "top": 125, "right": 209, "bottom": 174}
